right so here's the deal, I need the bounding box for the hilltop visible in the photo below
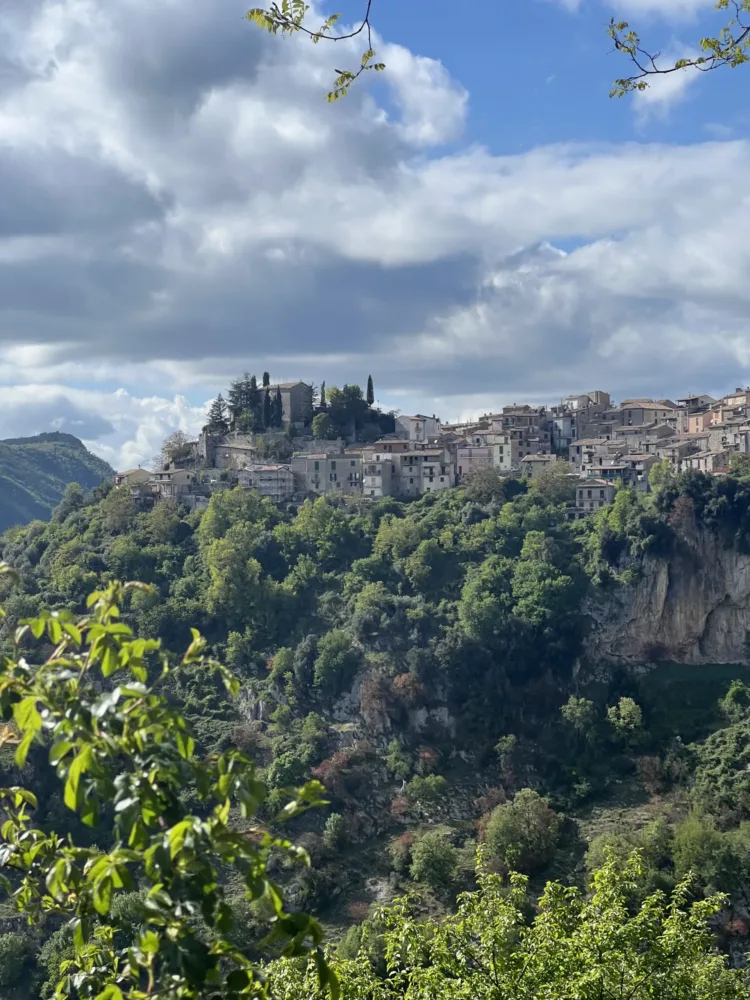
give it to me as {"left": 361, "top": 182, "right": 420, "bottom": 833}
{"left": 0, "top": 431, "right": 114, "bottom": 532}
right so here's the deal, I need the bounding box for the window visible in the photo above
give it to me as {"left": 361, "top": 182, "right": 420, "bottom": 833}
{"left": 587, "top": 490, "right": 592, "bottom": 498}
{"left": 600, "top": 490, "right": 605, "bottom": 498}
{"left": 351, "top": 460, "right": 355, "bottom": 466}
{"left": 440, "top": 477, "right": 445, "bottom": 483}
{"left": 331, "top": 461, "right": 336, "bottom": 470}
{"left": 314, "top": 461, "right": 319, "bottom": 471}
{"left": 409, "top": 478, "right": 414, "bottom": 485}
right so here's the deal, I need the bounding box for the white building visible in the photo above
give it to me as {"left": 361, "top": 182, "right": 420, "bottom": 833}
{"left": 395, "top": 414, "right": 442, "bottom": 443}
{"left": 576, "top": 479, "right": 616, "bottom": 514}
{"left": 291, "top": 453, "right": 361, "bottom": 496}
{"left": 236, "top": 464, "right": 295, "bottom": 502}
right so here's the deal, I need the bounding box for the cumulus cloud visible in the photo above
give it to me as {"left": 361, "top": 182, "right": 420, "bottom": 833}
{"left": 0, "top": 385, "right": 206, "bottom": 471}
{"left": 0, "top": 0, "right": 748, "bottom": 463}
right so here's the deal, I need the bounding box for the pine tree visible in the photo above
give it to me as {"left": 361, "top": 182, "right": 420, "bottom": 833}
{"left": 263, "top": 388, "right": 271, "bottom": 429}
{"left": 262, "top": 371, "right": 270, "bottom": 388}
{"left": 320, "top": 381, "right": 327, "bottom": 411}
{"left": 207, "top": 394, "right": 228, "bottom": 431}
{"left": 272, "top": 387, "right": 284, "bottom": 428}
{"left": 239, "top": 372, "right": 253, "bottom": 412}
{"left": 227, "top": 379, "right": 243, "bottom": 423}
{"left": 366, "top": 374, "right": 374, "bottom": 407}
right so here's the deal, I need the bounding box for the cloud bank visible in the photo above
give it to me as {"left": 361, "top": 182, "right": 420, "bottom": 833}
{"left": 0, "top": 0, "right": 748, "bottom": 466}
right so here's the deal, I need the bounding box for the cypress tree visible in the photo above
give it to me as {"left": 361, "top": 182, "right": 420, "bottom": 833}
{"left": 262, "top": 371, "right": 270, "bottom": 388}
{"left": 248, "top": 375, "right": 260, "bottom": 422}
{"left": 320, "top": 381, "right": 327, "bottom": 411}
{"left": 366, "top": 375, "right": 374, "bottom": 407}
{"left": 263, "top": 388, "right": 271, "bottom": 429}
{"left": 273, "top": 387, "right": 284, "bottom": 428}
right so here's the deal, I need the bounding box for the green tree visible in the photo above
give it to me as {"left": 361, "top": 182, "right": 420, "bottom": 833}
{"left": 272, "top": 387, "right": 284, "bottom": 428}
{"left": 528, "top": 461, "right": 575, "bottom": 506}
{"left": 561, "top": 695, "right": 597, "bottom": 736}
{"left": 483, "top": 788, "right": 562, "bottom": 873}
{"left": 462, "top": 467, "right": 507, "bottom": 503}
{"left": 0, "top": 932, "right": 27, "bottom": 987}
{"left": 409, "top": 832, "right": 458, "bottom": 889}
{"left": 719, "top": 679, "right": 750, "bottom": 722}
{"left": 649, "top": 457, "right": 676, "bottom": 494}
{"left": 263, "top": 388, "right": 272, "bottom": 429}
{"left": 0, "top": 569, "right": 333, "bottom": 1000}
{"left": 262, "top": 371, "right": 270, "bottom": 388}
{"left": 729, "top": 453, "right": 750, "bottom": 478}
{"left": 312, "top": 412, "right": 335, "bottom": 440}
{"left": 319, "top": 381, "right": 327, "bottom": 411}
{"left": 322, "top": 812, "right": 347, "bottom": 851}
{"left": 207, "top": 393, "right": 228, "bottom": 432}
{"left": 265, "top": 852, "right": 749, "bottom": 999}
{"left": 607, "top": 696, "right": 644, "bottom": 746}
{"left": 313, "top": 629, "right": 361, "bottom": 694}
{"left": 366, "top": 375, "right": 374, "bottom": 407}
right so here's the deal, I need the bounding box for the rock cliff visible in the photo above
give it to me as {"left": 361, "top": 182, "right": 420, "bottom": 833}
{"left": 585, "top": 528, "right": 750, "bottom": 665}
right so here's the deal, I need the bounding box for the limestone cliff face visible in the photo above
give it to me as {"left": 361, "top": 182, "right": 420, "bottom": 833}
{"left": 585, "top": 529, "right": 750, "bottom": 665}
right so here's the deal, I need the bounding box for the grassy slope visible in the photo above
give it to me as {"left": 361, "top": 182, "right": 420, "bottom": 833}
{"left": 0, "top": 432, "right": 114, "bottom": 532}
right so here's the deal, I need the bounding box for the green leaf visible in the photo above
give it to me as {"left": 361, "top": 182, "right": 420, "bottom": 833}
{"left": 49, "top": 740, "right": 74, "bottom": 765}
{"left": 15, "top": 729, "right": 35, "bottom": 769}
{"left": 64, "top": 746, "right": 92, "bottom": 812}
{"left": 95, "top": 985, "right": 123, "bottom": 1000}
{"left": 13, "top": 696, "right": 42, "bottom": 734}
{"left": 92, "top": 874, "right": 112, "bottom": 915}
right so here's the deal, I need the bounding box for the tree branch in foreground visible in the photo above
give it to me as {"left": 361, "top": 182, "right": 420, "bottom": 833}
{"left": 246, "top": 1, "right": 385, "bottom": 100}
{"left": 609, "top": 0, "right": 750, "bottom": 97}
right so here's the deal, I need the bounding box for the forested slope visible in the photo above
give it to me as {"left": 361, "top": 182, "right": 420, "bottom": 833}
{"left": 0, "top": 432, "right": 113, "bottom": 532}
{"left": 4, "top": 467, "right": 750, "bottom": 993}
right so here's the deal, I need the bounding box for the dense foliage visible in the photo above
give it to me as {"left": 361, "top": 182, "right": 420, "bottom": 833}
{"left": 266, "top": 853, "right": 749, "bottom": 998}
{"left": 0, "top": 572, "right": 330, "bottom": 1000}
{"left": 0, "top": 434, "right": 113, "bottom": 534}
{"left": 5, "top": 468, "right": 750, "bottom": 993}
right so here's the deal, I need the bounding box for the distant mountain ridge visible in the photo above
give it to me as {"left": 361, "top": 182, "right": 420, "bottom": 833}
{"left": 0, "top": 432, "right": 114, "bottom": 533}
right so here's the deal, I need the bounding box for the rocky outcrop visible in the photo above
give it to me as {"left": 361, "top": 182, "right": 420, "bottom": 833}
{"left": 585, "top": 528, "right": 750, "bottom": 665}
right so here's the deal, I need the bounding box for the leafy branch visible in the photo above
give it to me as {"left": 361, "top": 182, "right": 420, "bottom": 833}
{"left": 609, "top": 0, "right": 750, "bottom": 97}
{"left": 246, "top": 1, "right": 385, "bottom": 100}
{"left": 0, "top": 568, "right": 338, "bottom": 1000}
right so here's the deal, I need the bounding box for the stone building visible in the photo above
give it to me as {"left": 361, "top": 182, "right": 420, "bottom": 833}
{"left": 237, "top": 464, "right": 295, "bottom": 502}
{"left": 265, "top": 382, "right": 313, "bottom": 429}
{"left": 291, "top": 453, "right": 362, "bottom": 495}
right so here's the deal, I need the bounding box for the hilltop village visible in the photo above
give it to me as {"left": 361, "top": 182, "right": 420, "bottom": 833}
{"left": 114, "top": 378, "right": 750, "bottom": 515}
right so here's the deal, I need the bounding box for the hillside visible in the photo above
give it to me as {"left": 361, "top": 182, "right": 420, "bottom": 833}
{"left": 3, "top": 469, "right": 750, "bottom": 993}
{"left": 0, "top": 431, "right": 114, "bottom": 532}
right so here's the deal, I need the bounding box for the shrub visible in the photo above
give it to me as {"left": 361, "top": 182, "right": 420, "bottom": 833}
{"left": 409, "top": 832, "right": 459, "bottom": 889}
{"left": 322, "top": 812, "right": 347, "bottom": 851}
{"left": 636, "top": 755, "right": 667, "bottom": 795}
{"left": 314, "top": 630, "right": 361, "bottom": 695}
{"left": 0, "top": 932, "right": 27, "bottom": 987}
{"left": 405, "top": 774, "right": 449, "bottom": 807}
{"left": 475, "top": 786, "right": 506, "bottom": 815}
{"left": 483, "top": 788, "right": 562, "bottom": 873}
{"left": 388, "top": 831, "right": 417, "bottom": 874}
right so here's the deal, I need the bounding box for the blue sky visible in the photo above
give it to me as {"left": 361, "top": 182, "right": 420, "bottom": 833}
{"left": 0, "top": 0, "right": 748, "bottom": 467}
{"left": 374, "top": 0, "right": 747, "bottom": 148}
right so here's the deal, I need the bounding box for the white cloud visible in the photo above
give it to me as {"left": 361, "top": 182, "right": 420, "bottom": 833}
{"left": 631, "top": 48, "right": 701, "bottom": 117}
{"left": 0, "top": 384, "right": 207, "bottom": 471}
{"left": 0, "top": 0, "right": 748, "bottom": 464}
{"left": 555, "top": 0, "right": 716, "bottom": 13}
